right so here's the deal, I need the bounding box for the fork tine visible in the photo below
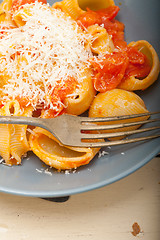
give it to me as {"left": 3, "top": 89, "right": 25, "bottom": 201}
{"left": 78, "top": 134, "right": 160, "bottom": 148}
{"left": 81, "top": 118, "right": 160, "bottom": 131}
{"left": 81, "top": 126, "right": 160, "bottom": 139}
{"left": 80, "top": 111, "right": 160, "bottom": 123}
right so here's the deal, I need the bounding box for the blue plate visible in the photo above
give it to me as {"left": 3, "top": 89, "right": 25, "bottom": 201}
{"left": 0, "top": 0, "right": 159, "bottom": 197}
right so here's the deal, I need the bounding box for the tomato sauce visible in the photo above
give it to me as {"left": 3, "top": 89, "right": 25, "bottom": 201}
{"left": 123, "top": 47, "right": 151, "bottom": 80}
{"left": 0, "top": 102, "right": 4, "bottom": 108}
{"left": 44, "top": 77, "right": 77, "bottom": 118}
{"left": 90, "top": 51, "right": 129, "bottom": 92}
{"left": 77, "top": 6, "right": 120, "bottom": 28}
{"left": 16, "top": 77, "right": 77, "bottom": 117}
{"left": 77, "top": 7, "right": 151, "bottom": 92}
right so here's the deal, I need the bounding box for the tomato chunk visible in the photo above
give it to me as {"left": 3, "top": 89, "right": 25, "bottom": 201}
{"left": 77, "top": 6, "right": 119, "bottom": 28}
{"left": 121, "top": 46, "right": 151, "bottom": 80}
{"left": 77, "top": 9, "right": 101, "bottom": 28}
{"left": 15, "top": 96, "right": 31, "bottom": 108}
{"left": 0, "top": 102, "right": 4, "bottom": 108}
{"left": 90, "top": 51, "right": 129, "bottom": 92}
{"left": 77, "top": 7, "right": 126, "bottom": 49}
{"left": 103, "top": 19, "right": 126, "bottom": 48}
{"left": 51, "top": 77, "right": 77, "bottom": 102}
{"left": 16, "top": 77, "right": 77, "bottom": 117}
{"left": 124, "top": 57, "right": 151, "bottom": 80}
{"left": 127, "top": 47, "right": 145, "bottom": 64}
{"left": 96, "top": 6, "right": 120, "bottom": 21}
{"left": 46, "top": 77, "right": 77, "bottom": 117}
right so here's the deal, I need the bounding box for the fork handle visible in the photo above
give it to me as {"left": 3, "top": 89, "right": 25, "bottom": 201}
{"left": 0, "top": 115, "right": 48, "bottom": 130}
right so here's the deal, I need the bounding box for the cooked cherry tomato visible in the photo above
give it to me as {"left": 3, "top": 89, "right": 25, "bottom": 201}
{"left": 96, "top": 6, "right": 120, "bottom": 21}
{"left": 124, "top": 55, "right": 151, "bottom": 80}
{"left": 15, "top": 96, "right": 31, "bottom": 108}
{"left": 47, "top": 77, "right": 77, "bottom": 117}
{"left": 120, "top": 46, "right": 151, "bottom": 80}
{"left": 90, "top": 51, "right": 129, "bottom": 92}
{"left": 127, "top": 46, "right": 145, "bottom": 64}
{"left": 77, "top": 9, "right": 101, "bottom": 28}
{"left": 77, "top": 6, "right": 119, "bottom": 29}
{"left": 52, "top": 77, "right": 76, "bottom": 102}
{"left": 77, "top": 7, "right": 126, "bottom": 49}
{"left": 0, "top": 102, "right": 4, "bottom": 108}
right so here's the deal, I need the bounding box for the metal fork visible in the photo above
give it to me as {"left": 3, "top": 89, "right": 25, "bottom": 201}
{"left": 0, "top": 111, "right": 159, "bottom": 148}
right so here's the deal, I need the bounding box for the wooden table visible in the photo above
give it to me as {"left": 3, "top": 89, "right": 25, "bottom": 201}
{"left": 0, "top": 156, "right": 159, "bottom": 240}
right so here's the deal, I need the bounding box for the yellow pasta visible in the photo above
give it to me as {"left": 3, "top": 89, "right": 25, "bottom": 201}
{"left": 118, "top": 40, "right": 160, "bottom": 91}
{"left": 89, "top": 89, "right": 148, "bottom": 117}
{"left": 0, "top": 0, "right": 14, "bottom": 24}
{"left": 89, "top": 89, "right": 149, "bottom": 140}
{"left": 0, "top": 0, "right": 12, "bottom": 13}
{"left": 78, "top": 0, "right": 115, "bottom": 11}
{"left": 86, "top": 25, "right": 114, "bottom": 54}
{"left": 0, "top": 12, "right": 6, "bottom": 22}
{"left": 29, "top": 127, "right": 100, "bottom": 170}
{"left": 10, "top": 105, "right": 33, "bottom": 165}
{"left": 52, "top": 0, "right": 115, "bottom": 20}
{"left": 64, "top": 68, "right": 96, "bottom": 115}
{"left": 0, "top": 116, "right": 10, "bottom": 164}
{"left": 0, "top": 101, "right": 15, "bottom": 165}
{"left": 52, "top": 0, "right": 85, "bottom": 20}
{"left": 0, "top": 100, "right": 33, "bottom": 165}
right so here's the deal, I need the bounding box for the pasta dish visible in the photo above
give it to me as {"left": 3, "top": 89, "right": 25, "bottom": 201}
{"left": 0, "top": 0, "right": 159, "bottom": 170}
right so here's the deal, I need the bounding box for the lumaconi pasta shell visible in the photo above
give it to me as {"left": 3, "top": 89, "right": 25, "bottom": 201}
{"left": 0, "top": 100, "right": 33, "bottom": 165}
{"left": 87, "top": 25, "right": 114, "bottom": 54}
{"left": 118, "top": 40, "right": 160, "bottom": 91}
{"left": 10, "top": 104, "right": 33, "bottom": 165}
{"left": 52, "top": 0, "right": 85, "bottom": 20}
{"left": 29, "top": 127, "right": 100, "bottom": 170}
{"left": 0, "top": 116, "right": 10, "bottom": 163}
{"left": 64, "top": 68, "right": 96, "bottom": 115}
{"left": 52, "top": 0, "right": 115, "bottom": 20}
{"left": 89, "top": 89, "right": 149, "bottom": 140}
{"left": 0, "top": 101, "right": 16, "bottom": 164}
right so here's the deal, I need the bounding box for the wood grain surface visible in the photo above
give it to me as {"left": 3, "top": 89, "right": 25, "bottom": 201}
{"left": 0, "top": 157, "right": 159, "bottom": 240}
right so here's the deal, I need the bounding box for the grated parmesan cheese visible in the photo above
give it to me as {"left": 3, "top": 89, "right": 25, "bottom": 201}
{"left": 98, "top": 150, "right": 109, "bottom": 158}
{"left": 36, "top": 167, "right": 52, "bottom": 176}
{"left": 27, "top": 128, "right": 37, "bottom": 136}
{"left": 0, "top": 2, "right": 92, "bottom": 110}
{"left": 0, "top": 158, "right": 4, "bottom": 164}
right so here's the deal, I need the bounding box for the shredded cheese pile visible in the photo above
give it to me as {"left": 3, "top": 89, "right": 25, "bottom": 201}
{"left": 0, "top": 2, "right": 91, "bottom": 109}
